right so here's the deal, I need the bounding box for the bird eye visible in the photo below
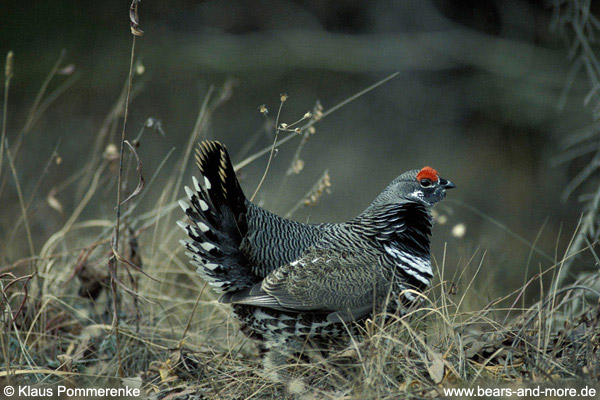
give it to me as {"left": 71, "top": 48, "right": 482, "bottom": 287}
{"left": 420, "top": 178, "right": 432, "bottom": 187}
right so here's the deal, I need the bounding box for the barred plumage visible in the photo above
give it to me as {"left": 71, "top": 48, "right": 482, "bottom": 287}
{"left": 178, "top": 140, "right": 455, "bottom": 356}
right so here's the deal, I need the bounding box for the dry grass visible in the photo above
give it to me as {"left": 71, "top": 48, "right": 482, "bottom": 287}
{"left": 2, "top": 206, "right": 599, "bottom": 399}
{"left": 2, "top": 6, "right": 600, "bottom": 397}
{"left": 2, "top": 79, "right": 599, "bottom": 399}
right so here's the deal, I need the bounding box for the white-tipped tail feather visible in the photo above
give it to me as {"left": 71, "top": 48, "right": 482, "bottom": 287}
{"left": 179, "top": 141, "right": 258, "bottom": 294}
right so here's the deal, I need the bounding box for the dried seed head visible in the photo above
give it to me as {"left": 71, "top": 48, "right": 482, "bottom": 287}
{"left": 313, "top": 100, "right": 324, "bottom": 121}
{"left": 323, "top": 173, "right": 331, "bottom": 187}
{"left": 103, "top": 143, "right": 119, "bottom": 161}
{"left": 135, "top": 60, "right": 145, "bottom": 75}
{"left": 259, "top": 104, "right": 268, "bottom": 115}
{"left": 129, "top": 1, "right": 144, "bottom": 37}
{"left": 291, "top": 159, "right": 304, "bottom": 174}
{"left": 308, "top": 126, "right": 316, "bottom": 135}
{"left": 131, "top": 26, "right": 144, "bottom": 36}
{"left": 5, "top": 51, "right": 13, "bottom": 79}
{"left": 432, "top": 209, "right": 447, "bottom": 224}
{"left": 303, "top": 172, "right": 331, "bottom": 207}
{"left": 451, "top": 223, "right": 466, "bottom": 238}
{"left": 304, "top": 111, "right": 312, "bottom": 119}
{"left": 280, "top": 93, "right": 288, "bottom": 102}
{"left": 57, "top": 64, "right": 75, "bottom": 76}
{"left": 47, "top": 193, "right": 64, "bottom": 215}
{"left": 446, "top": 282, "right": 459, "bottom": 295}
{"left": 279, "top": 123, "right": 288, "bottom": 129}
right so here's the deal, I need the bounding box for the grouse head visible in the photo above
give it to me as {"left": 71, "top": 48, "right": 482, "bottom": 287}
{"left": 369, "top": 166, "right": 456, "bottom": 209}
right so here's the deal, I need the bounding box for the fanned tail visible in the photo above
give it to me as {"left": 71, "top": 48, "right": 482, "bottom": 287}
{"left": 178, "top": 141, "right": 257, "bottom": 293}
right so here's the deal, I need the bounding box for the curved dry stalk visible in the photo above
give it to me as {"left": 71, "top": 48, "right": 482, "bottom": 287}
{"left": 250, "top": 99, "right": 285, "bottom": 202}
{"left": 234, "top": 72, "right": 400, "bottom": 172}
{"left": 110, "top": 0, "right": 142, "bottom": 377}
{"left": 0, "top": 51, "right": 13, "bottom": 185}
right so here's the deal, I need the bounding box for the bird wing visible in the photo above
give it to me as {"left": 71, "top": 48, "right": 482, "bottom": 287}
{"left": 223, "top": 248, "right": 388, "bottom": 323}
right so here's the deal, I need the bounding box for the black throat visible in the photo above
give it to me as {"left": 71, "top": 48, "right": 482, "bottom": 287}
{"left": 353, "top": 202, "right": 433, "bottom": 258}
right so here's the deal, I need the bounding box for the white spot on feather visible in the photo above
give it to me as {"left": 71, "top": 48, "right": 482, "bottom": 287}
{"left": 179, "top": 239, "right": 199, "bottom": 252}
{"left": 176, "top": 220, "right": 188, "bottom": 232}
{"left": 199, "top": 200, "right": 209, "bottom": 211}
{"left": 200, "top": 242, "right": 216, "bottom": 251}
{"left": 192, "top": 176, "right": 202, "bottom": 192}
{"left": 384, "top": 244, "right": 433, "bottom": 279}
{"left": 399, "top": 254, "right": 432, "bottom": 276}
{"left": 204, "top": 176, "right": 212, "bottom": 190}
{"left": 400, "top": 267, "right": 430, "bottom": 285}
{"left": 178, "top": 200, "right": 189, "bottom": 212}
{"left": 184, "top": 251, "right": 196, "bottom": 259}
{"left": 195, "top": 265, "right": 208, "bottom": 275}
{"left": 184, "top": 186, "right": 194, "bottom": 200}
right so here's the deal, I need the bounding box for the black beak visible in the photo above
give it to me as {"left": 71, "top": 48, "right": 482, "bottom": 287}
{"left": 440, "top": 178, "right": 456, "bottom": 189}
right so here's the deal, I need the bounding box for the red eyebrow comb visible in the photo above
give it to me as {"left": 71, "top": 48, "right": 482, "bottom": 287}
{"left": 416, "top": 166, "right": 439, "bottom": 182}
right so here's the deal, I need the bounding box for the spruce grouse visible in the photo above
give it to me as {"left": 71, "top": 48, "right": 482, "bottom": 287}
{"left": 178, "top": 141, "right": 455, "bottom": 353}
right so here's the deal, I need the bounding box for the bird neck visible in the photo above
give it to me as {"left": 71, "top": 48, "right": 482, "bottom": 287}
{"left": 354, "top": 202, "right": 433, "bottom": 257}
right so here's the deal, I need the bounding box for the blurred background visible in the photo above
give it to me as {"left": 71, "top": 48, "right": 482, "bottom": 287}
{"left": 2, "top": 0, "right": 598, "bottom": 303}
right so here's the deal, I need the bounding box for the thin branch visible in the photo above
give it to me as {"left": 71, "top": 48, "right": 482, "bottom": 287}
{"left": 234, "top": 72, "right": 400, "bottom": 171}
{"left": 178, "top": 282, "right": 207, "bottom": 349}
{"left": 5, "top": 141, "right": 35, "bottom": 257}
{"left": 0, "top": 51, "right": 13, "bottom": 184}
{"left": 110, "top": 0, "right": 142, "bottom": 377}
{"left": 23, "top": 50, "right": 66, "bottom": 134}
{"left": 250, "top": 98, "right": 285, "bottom": 202}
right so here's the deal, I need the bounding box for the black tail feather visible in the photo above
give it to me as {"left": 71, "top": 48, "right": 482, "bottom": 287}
{"left": 178, "top": 141, "right": 258, "bottom": 293}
